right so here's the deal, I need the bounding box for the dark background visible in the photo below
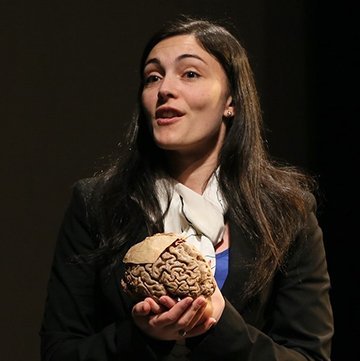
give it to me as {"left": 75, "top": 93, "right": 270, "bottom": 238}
{"left": 1, "top": 1, "right": 358, "bottom": 360}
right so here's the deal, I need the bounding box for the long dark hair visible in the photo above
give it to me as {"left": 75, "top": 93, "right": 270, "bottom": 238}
{"left": 87, "top": 15, "right": 316, "bottom": 298}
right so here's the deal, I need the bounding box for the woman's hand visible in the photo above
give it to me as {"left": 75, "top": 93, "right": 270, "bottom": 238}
{"left": 131, "top": 285, "right": 224, "bottom": 340}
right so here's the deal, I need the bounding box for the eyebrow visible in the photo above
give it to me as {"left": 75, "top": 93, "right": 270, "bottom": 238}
{"left": 144, "top": 53, "right": 207, "bottom": 68}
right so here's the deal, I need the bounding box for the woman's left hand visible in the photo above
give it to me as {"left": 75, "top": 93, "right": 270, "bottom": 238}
{"left": 131, "top": 296, "right": 217, "bottom": 340}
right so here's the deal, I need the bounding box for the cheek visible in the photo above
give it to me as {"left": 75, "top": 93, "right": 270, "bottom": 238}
{"left": 192, "top": 92, "right": 225, "bottom": 115}
{"left": 141, "top": 91, "right": 156, "bottom": 116}
{"left": 188, "top": 90, "right": 213, "bottom": 110}
{"left": 189, "top": 83, "right": 227, "bottom": 112}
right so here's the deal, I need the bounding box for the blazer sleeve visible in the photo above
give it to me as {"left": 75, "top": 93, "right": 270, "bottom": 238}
{"left": 39, "top": 180, "right": 172, "bottom": 361}
{"left": 187, "top": 198, "right": 334, "bottom": 361}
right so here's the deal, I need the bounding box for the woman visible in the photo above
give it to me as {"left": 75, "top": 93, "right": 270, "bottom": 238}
{"left": 40, "top": 16, "right": 334, "bottom": 361}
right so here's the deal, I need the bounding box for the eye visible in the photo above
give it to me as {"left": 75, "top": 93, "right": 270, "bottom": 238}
{"left": 144, "top": 74, "right": 162, "bottom": 84}
{"left": 184, "top": 71, "right": 200, "bottom": 79}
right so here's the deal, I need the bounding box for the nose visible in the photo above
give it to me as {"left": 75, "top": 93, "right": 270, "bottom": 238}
{"left": 157, "top": 75, "right": 177, "bottom": 102}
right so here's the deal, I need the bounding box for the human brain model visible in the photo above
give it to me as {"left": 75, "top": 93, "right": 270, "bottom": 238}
{"left": 121, "top": 232, "right": 216, "bottom": 302}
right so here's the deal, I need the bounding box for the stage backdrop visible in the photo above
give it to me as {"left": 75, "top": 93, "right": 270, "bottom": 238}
{"left": 1, "top": 1, "right": 356, "bottom": 360}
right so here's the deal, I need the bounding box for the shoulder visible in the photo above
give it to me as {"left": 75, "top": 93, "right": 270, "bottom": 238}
{"left": 59, "top": 176, "right": 114, "bottom": 250}
{"left": 72, "top": 176, "right": 100, "bottom": 197}
{"left": 285, "top": 191, "right": 324, "bottom": 267}
{"left": 69, "top": 176, "right": 105, "bottom": 208}
{"left": 302, "top": 191, "right": 321, "bottom": 236}
{"left": 65, "top": 177, "right": 104, "bottom": 230}
{"left": 303, "top": 190, "right": 318, "bottom": 213}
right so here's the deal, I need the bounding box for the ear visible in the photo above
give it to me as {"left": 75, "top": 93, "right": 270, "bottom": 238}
{"left": 223, "top": 96, "right": 235, "bottom": 118}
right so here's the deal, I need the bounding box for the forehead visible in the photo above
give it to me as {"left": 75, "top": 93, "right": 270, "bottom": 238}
{"left": 146, "top": 34, "right": 211, "bottom": 62}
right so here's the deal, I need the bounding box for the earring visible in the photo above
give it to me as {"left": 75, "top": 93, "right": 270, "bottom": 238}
{"left": 226, "top": 110, "right": 233, "bottom": 117}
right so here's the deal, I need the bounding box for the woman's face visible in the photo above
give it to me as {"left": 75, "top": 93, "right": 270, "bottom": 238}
{"left": 141, "top": 35, "right": 233, "bottom": 157}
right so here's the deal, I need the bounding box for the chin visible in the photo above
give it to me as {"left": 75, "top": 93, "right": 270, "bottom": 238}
{"left": 154, "top": 138, "right": 182, "bottom": 151}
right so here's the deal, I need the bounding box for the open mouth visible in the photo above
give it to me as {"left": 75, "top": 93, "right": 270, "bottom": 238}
{"left": 155, "top": 107, "right": 184, "bottom": 119}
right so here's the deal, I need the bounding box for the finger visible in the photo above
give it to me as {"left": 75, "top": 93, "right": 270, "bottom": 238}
{"left": 132, "top": 301, "right": 151, "bottom": 316}
{"left": 190, "top": 297, "right": 213, "bottom": 328}
{"left": 158, "top": 296, "right": 177, "bottom": 309}
{"left": 184, "top": 317, "right": 217, "bottom": 338}
{"left": 144, "top": 297, "right": 163, "bottom": 314}
{"left": 185, "top": 305, "right": 206, "bottom": 330}
{"left": 178, "top": 297, "right": 207, "bottom": 330}
{"left": 150, "top": 297, "right": 193, "bottom": 328}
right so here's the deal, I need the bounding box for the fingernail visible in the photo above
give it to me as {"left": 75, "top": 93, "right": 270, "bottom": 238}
{"left": 183, "top": 297, "right": 193, "bottom": 306}
{"left": 196, "top": 297, "right": 205, "bottom": 306}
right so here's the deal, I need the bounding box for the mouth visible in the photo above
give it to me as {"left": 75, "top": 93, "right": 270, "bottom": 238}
{"left": 155, "top": 107, "right": 184, "bottom": 120}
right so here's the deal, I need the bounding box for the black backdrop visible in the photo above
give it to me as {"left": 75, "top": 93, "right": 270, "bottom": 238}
{"left": 1, "top": 1, "right": 357, "bottom": 360}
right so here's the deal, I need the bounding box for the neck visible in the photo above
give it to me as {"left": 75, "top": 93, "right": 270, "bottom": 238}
{"left": 162, "top": 125, "right": 226, "bottom": 194}
{"left": 165, "top": 150, "right": 219, "bottom": 194}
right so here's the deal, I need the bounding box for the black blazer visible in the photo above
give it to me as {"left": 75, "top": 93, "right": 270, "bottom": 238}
{"left": 40, "top": 179, "right": 334, "bottom": 361}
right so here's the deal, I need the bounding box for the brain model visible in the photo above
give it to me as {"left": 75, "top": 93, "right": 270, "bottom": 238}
{"left": 121, "top": 232, "right": 216, "bottom": 302}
